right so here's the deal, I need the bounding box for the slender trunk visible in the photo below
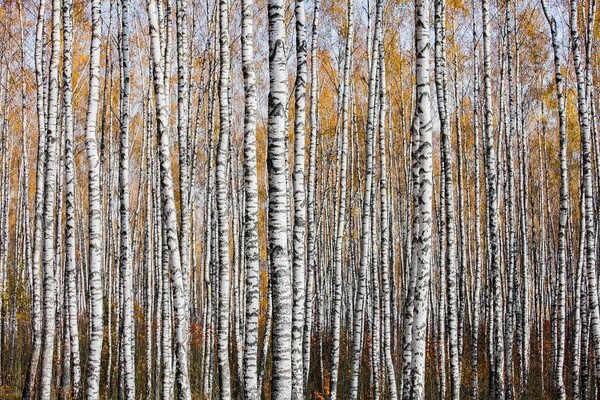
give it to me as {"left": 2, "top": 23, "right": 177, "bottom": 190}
{"left": 483, "top": 0, "right": 505, "bottom": 397}
{"left": 177, "top": 0, "right": 191, "bottom": 323}
{"left": 377, "top": 5, "right": 398, "bottom": 398}
{"left": 241, "top": 0, "right": 260, "bottom": 397}
{"left": 292, "top": 0, "right": 308, "bottom": 396}
{"left": 434, "top": 1, "right": 460, "bottom": 397}
{"left": 39, "top": 0, "right": 61, "bottom": 397}
{"left": 217, "top": 0, "right": 232, "bottom": 397}
{"left": 303, "top": 0, "right": 320, "bottom": 392}
{"left": 470, "top": 6, "right": 483, "bottom": 397}
{"left": 540, "top": 1, "right": 568, "bottom": 397}
{"left": 119, "top": 0, "right": 135, "bottom": 397}
{"left": 84, "top": 2, "right": 104, "bottom": 398}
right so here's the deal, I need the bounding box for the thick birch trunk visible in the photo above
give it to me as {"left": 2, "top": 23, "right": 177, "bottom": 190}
{"left": 84, "top": 2, "right": 105, "bottom": 398}
{"left": 409, "top": 0, "right": 434, "bottom": 398}
{"left": 267, "top": 0, "right": 293, "bottom": 397}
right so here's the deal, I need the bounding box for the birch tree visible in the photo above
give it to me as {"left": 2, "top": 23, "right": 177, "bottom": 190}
{"left": 241, "top": 0, "right": 260, "bottom": 397}
{"left": 377, "top": 3, "right": 397, "bottom": 398}
{"left": 39, "top": 0, "right": 61, "bottom": 397}
{"left": 292, "top": 0, "right": 308, "bottom": 396}
{"left": 62, "top": 0, "right": 81, "bottom": 396}
{"left": 482, "top": 0, "right": 504, "bottom": 397}
{"left": 217, "top": 0, "right": 232, "bottom": 397}
{"left": 407, "top": 0, "right": 434, "bottom": 397}
{"left": 119, "top": 0, "right": 135, "bottom": 397}
{"left": 434, "top": 0, "right": 460, "bottom": 397}
{"left": 267, "top": 0, "right": 293, "bottom": 397}
{"left": 84, "top": 2, "right": 105, "bottom": 398}
{"left": 540, "top": 1, "right": 567, "bottom": 398}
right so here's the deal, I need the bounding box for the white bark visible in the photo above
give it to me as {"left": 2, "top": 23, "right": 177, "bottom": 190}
{"left": 409, "top": 0, "right": 434, "bottom": 398}
{"left": 62, "top": 0, "right": 81, "bottom": 396}
{"left": 470, "top": 6, "right": 482, "bottom": 396}
{"left": 292, "top": 0, "right": 308, "bottom": 397}
{"left": 377, "top": 5, "right": 398, "bottom": 398}
{"left": 39, "top": 0, "right": 61, "bottom": 398}
{"left": 176, "top": 0, "right": 191, "bottom": 322}
{"left": 84, "top": 2, "right": 104, "bottom": 398}
{"left": 119, "top": 0, "right": 135, "bottom": 397}
{"left": 540, "top": 1, "right": 567, "bottom": 397}
{"left": 217, "top": 0, "right": 232, "bottom": 397}
{"left": 267, "top": 0, "right": 293, "bottom": 397}
{"left": 434, "top": 1, "right": 459, "bottom": 397}
{"left": 482, "top": 1, "right": 504, "bottom": 397}
{"left": 241, "top": 0, "right": 260, "bottom": 396}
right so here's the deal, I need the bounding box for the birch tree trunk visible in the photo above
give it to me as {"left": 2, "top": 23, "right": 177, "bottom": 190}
{"left": 292, "top": 0, "right": 308, "bottom": 396}
{"left": 241, "top": 0, "right": 260, "bottom": 397}
{"left": 84, "top": 2, "right": 105, "bottom": 398}
{"left": 470, "top": 6, "right": 482, "bottom": 395}
{"left": 39, "top": 0, "right": 61, "bottom": 397}
{"left": 119, "top": 0, "right": 135, "bottom": 397}
{"left": 217, "top": 0, "right": 232, "bottom": 397}
{"left": 303, "top": 1, "right": 320, "bottom": 391}
{"left": 540, "top": 2, "right": 567, "bottom": 398}
{"left": 176, "top": 0, "right": 191, "bottom": 322}
{"left": 482, "top": 0, "right": 505, "bottom": 397}
{"left": 408, "top": 0, "right": 434, "bottom": 397}
{"left": 62, "top": 0, "right": 81, "bottom": 396}
{"left": 377, "top": 4, "right": 398, "bottom": 398}
{"left": 401, "top": 114, "right": 420, "bottom": 400}
{"left": 504, "top": 5, "right": 516, "bottom": 397}
{"left": 434, "top": 1, "right": 460, "bottom": 397}
{"left": 267, "top": 0, "right": 293, "bottom": 397}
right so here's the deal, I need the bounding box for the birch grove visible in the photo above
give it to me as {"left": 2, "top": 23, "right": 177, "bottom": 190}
{"left": 0, "top": 0, "right": 599, "bottom": 399}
